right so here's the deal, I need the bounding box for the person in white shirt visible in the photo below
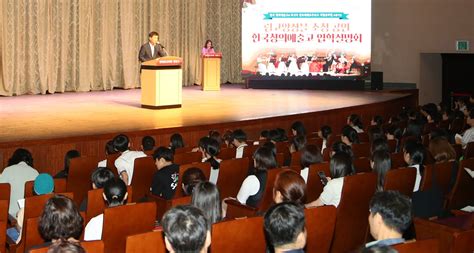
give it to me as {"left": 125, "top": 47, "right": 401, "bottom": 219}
{"left": 299, "top": 145, "right": 323, "bottom": 183}
{"left": 232, "top": 129, "right": 248, "bottom": 159}
{"left": 97, "top": 140, "right": 117, "bottom": 168}
{"left": 318, "top": 125, "right": 332, "bottom": 155}
{"left": 0, "top": 149, "right": 39, "bottom": 216}
{"left": 306, "top": 152, "right": 353, "bottom": 208}
{"left": 347, "top": 114, "right": 364, "bottom": 133}
{"left": 341, "top": 125, "right": 360, "bottom": 146}
{"left": 403, "top": 140, "right": 425, "bottom": 192}
{"left": 456, "top": 109, "right": 474, "bottom": 148}
{"left": 113, "top": 134, "right": 146, "bottom": 185}
{"left": 84, "top": 178, "right": 128, "bottom": 241}
{"left": 198, "top": 137, "right": 222, "bottom": 184}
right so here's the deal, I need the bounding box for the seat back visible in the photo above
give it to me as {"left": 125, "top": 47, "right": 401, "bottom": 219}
{"left": 242, "top": 144, "right": 259, "bottom": 158}
{"left": 330, "top": 173, "right": 377, "bottom": 253}
{"left": 392, "top": 238, "right": 440, "bottom": 253}
{"left": 305, "top": 206, "right": 337, "bottom": 253}
{"left": 28, "top": 240, "right": 104, "bottom": 253}
{"left": 290, "top": 150, "right": 302, "bottom": 167}
{"left": 391, "top": 152, "right": 407, "bottom": 169}
{"left": 451, "top": 229, "right": 474, "bottom": 253}
{"left": 0, "top": 200, "right": 8, "bottom": 253}
{"left": 307, "top": 163, "right": 330, "bottom": 202}
{"left": 452, "top": 144, "right": 463, "bottom": 160}
{"left": 464, "top": 142, "right": 474, "bottom": 159}
{"left": 0, "top": 183, "right": 10, "bottom": 213}
{"left": 216, "top": 158, "right": 249, "bottom": 198}
{"left": 102, "top": 202, "right": 157, "bottom": 253}
{"left": 383, "top": 167, "right": 416, "bottom": 197}
{"left": 25, "top": 216, "right": 44, "bottom": 251}
{"left": 387, "top": 139, "right": 397, "bottom": 153}
{"left": 174, "top": 152, "right": 202, "bottom": 165}
{"left": 86, "top": 186, "right": 133, "bottom": 223}
{"left": 24, "top": 178, "right": 67, "bottom": 198}
{"left": 447, "top": 158, "right": 474, "bottom": 210}
{"left": 351, "top": 143, "right": 371, "bottom": 158}
{"left": 67, "top": 156, "right": 99, "bottom": 205}
{"left": 219, "top": 147, "right": 237, "bottom": 160}
{"left": 434, "top": 161, "right": 456, "bottom": 195}
{"left": 106, "top": 153, "right": 121, "bottom": 175}
{"left": 153, "top": 195, "right": 192, "bottom": 222}
{"left": 353, "top": 157, "right": 371, "bottom": 173}
{"left": 125, "top": 231, "right": 165, "bottom": 253}
{"left": 174, "top": 162, "right": 211, "bottom": 198}
{"left": 130, "top": 157, "right": 155, "bottom": 202}
{"left": 211, "top": 216, "right": 265, "bottom": 252}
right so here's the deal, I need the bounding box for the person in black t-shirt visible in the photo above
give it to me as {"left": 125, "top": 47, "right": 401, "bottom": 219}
{"left": 151, "top": 147, "right": 179, "bottom": 200}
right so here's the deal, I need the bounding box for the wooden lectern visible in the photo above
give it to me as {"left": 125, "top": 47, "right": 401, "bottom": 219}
{"left": 140, "top": 56, "right": 183, "bottom": 109}
{"left": 201, "top": 53, "right": 222, "bottom": 91}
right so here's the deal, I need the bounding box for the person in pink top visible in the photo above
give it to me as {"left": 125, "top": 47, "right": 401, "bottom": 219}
{"left": 201, "top": 40, "right": 215, "bottom": 55}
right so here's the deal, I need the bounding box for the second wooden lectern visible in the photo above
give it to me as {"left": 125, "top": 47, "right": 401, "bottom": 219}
{"left": 140, "top": 56, "right": 183, "bottom": 109}
{"left": 201, "top": 53, "right": 222, "bottom": 91}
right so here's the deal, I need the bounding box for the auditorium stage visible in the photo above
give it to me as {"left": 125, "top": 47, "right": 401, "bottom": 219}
{"left": 1, "top": 84, "right": 410, "bottom": 143}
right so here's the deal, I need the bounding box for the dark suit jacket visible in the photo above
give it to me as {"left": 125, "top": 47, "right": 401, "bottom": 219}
{"left": 138, "top": 43, "right": 167, "bottom": 62}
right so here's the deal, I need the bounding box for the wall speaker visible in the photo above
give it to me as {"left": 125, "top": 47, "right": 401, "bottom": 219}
{"left": 371, "top": 71, "right": 383, "bottom": 90}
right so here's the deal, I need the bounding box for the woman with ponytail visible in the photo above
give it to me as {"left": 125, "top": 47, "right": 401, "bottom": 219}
{"left": 199, "top": 137, "right": 222, "bottom": 184}
{"left": 84, "top": 178, "right": 128, "bottom": 241}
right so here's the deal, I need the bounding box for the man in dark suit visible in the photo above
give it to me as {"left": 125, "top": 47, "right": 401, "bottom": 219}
{"left": 138, "top": 31, "right": 167, "bottom": 62}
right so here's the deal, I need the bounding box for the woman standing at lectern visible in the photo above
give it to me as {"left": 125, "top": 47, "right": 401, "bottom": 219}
{"left": 202, "top": 40, "right": 215, "bottom": 55}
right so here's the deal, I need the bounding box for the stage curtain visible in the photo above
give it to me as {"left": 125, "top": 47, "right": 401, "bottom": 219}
{"left": 0, "top": 0, "right": 242, "bottom": 96}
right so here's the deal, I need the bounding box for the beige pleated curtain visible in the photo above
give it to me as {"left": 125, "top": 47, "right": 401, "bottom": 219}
{"left": 0, "top": 0, "right": 242, "bottom": 96}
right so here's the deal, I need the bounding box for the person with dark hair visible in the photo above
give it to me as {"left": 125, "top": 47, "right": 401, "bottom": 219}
{"left": 291, "top": 121, "right": 306, "bottom": 137}
{"left": 260, "top": 130, "right": 270, "bottom": 141}
{"left": 299, "top": 145, "right": 323, "bottom": 183}
{"left": 222, "top": 130, "right": 234, "bottom": 148}
{"left": 98, "top": 140, "right": 118, "bottom": 168}
{"left": 208, "top": 130, "right": 222, "bottom": 146}
{"left": 331, "top": 140, "right": 354, "bottom": 159}
{"left": 182, "top": 167, "right": 206, "bottom": 196}
{"left": 0, "top": 148, "right": 39, "bottom": 216}
{"left": 55, "top": 150, "right": 81, "bottom": 179}
{"left": 199, "top": 138, "right": 222, "bottom": 184}
{"left": 268, "top": 129, "right": 280, "bottom": 143}
{"left": 233, "top": 147, "right": 277, "bottom": 207}
{"left": 306, "top": 152, "right": 353, "bottom": 208}
{"left": 113, "top": 134, "right": 146, "bottom": 185}
{"left": 371, "top": 138, "right": 390, "bottom": 155}
{"left": 347, "top": 114, "right": 364, "bottom": 133}
{"left": 341, "top": 125, "right": 360, "bottom": 146}
{"left": 360, "top": 246, "right": 398, "bottom": 253}
{"left": 169, "top": 133, "right": 185, "bottom": 153}
{"left": 403, "top": 120, "right": 423, "bottom": 141}
{"left": 368, "top": 127, "right": 386, "bottom": 143}
{"left": 39, "top": 195, "right": 84, "bottom": 245}
{"left": 141, "top": 136, "right": 156, "bottom": 152}
{"left": 84, "top": 178, "right": 128, "bottom": 241}
{"left": 264, "top": 202, "right": 306, "bottom": 253}
{"left": 371, "top": 151, "right": 392, "bottom": 191}
{"left": 403, "top": 140, "right": 425, "bottom": 192}
{"left": 273, "top": 170, "right": 307, "bottom": 205}
{"left": 138, "top": 31, "right": 167, "bottom": 62}
{"left": 162, "top": 205, "right": 211, "bottom": 253}
{"left": 371, "top": 115, "right": 384, "bottom": 127}
{"left": 289, "top": 135, "right": 307, "bottom": 154}
{"left": 276, "top": 128, "right": 289, "bottom": 142}
{"left": 365, "top": 191, "right": 412, "bottom": 248}
{"left": 455, "top": 108, "right": 474, "bottom": 148}
{"left": 47, "top": 240, "right": 86, "bottom": 253}
{"left": 201, "top": 39, "right": 215, "bottom": 55}
{"left": 318, "top": 125, "right": 332, "bottom": 154}
{"left": 192, "top": 182, "right": 222, "bottom": 224}
{"left": 232, "top": 129, "right": 248, "bottom": 158}
{"left": 151, "top": 147, "right": 179, "bottom": 200}
{"left": 385, "top": 124, "right": 402, "bottom": 152}
{"left": 79, "top": 167, "right": 115, "bottom": 211}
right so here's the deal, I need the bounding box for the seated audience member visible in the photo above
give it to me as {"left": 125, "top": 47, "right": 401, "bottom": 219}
{"left": 268, "top": 129, "right": 280, "bottom": 144}
{"left": 222, "top": 130, "right": 234, "bottom": 148}
{"left": 264, "top": 202, "right": 306, "bottom": 253}
{"left": 341, "top": 125, "right": 360, "bottom": 146}
{"left": 182, "top": 167, "right": 206, "bottom": 196}
{"left": 232, "top": 129, "right": 248, "bottom": 158}
{"left": 360, "top": 246, "right": 398, "bottom": 253}
{"left": 306, "top": 152, "right": 353, "bottom": 208}
{"left": 371, "top": 138, "right": 390, "bottom": 155}
{"left": 192, "top": 182, "right": 222, "bottom": 224}
{"left": 403, "top": 120, "right": 423, "bottom": 141}
{"left": 428, "top": 137, "right": 458, "bottom": 192}
{"left": 38, "top": 195, "right": 84, "bottom": 248}
{"left": 368, "top": 127, "right": 385, "bottom": 143}
{"left": 208, "top": 130, "right": 223, "bottom": 146}
{"left": 199, "top": 138, "right": 222, "bottom": 184}
{"left": 98, "top": 140, "right": 117, "bottom": 167}
{"left": 141, "top": 135, "right": 156, "bottom": 152}
{"left": 8, "top": 173, "right": 55, "bottom": 244}
{"left": 370, "top": 115, "right": 384, "bottom": 127}
{"left": 46, "top": 240, "right": 86, "bottom": 253}
{"left": 455, "top": 108, "right": 474, "bottom": 148}
{"left": 371, "top": 151, "right": 392, "bottom": 191}
{"left": 84, "top": 178, "right": 128, "bottom": 241}
{"left": 403, "top": 140, "right": 425, "bottom": 192}
{"left": 331, "top": 141, "right": 354, "bottom": 159}
{"left": 385, "top": 124, "right": 402, "bottom": 152}
{"left": 234, "top": 147, "right": 277, "bottom": 207}
{"left": 79, "top": 167, "right": 115, "bottom": 211}
{"left": 276, "top": 128, "right": 289, "bottom": 142}
{"left": 318, "top": 125, "right": 332, "bottom": 154}
{"left": 55, "top": 150, "right": 81, "bottom": 179}
{"left": 299, "top": 145, "right": 323, "bottom": 183}
{"left": 0, "top": 148, "right": 39, "bottom": 217}
{"left": 273, "top": 170, "right": 306, "bottom": 205}
{"left": 151, "top": 147, "right": 179, "bottom": 200}
{"left": 169, "top": 133, "right": 185, "bottom": 153}
{"left": 162, "top": 205, "right": 211, "bottom": 253}
{"left": 260, "top": 130, "right": 270, "bottom": 141}
{"left": 289, "top": 135, "right": 307, "bottom": 154}
{"left": 113, "top": 134, "right": 147, "bottom": 185}
{"left": 347, "top": 114, "right": 364, "bottom": 133}
{"left": 291, "top": 121, "right": 307, "bottom": 137}
{"left": 365, "top": 191, "right": 412, "bottom": 248}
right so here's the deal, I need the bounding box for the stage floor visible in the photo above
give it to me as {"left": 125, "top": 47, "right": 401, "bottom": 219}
{"left": 0, "top": 84, "right": 406, "bottom": 143}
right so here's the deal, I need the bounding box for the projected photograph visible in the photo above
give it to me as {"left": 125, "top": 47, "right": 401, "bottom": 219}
{"left": 242, "top": 0, "right": 371, "bottom": 78}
